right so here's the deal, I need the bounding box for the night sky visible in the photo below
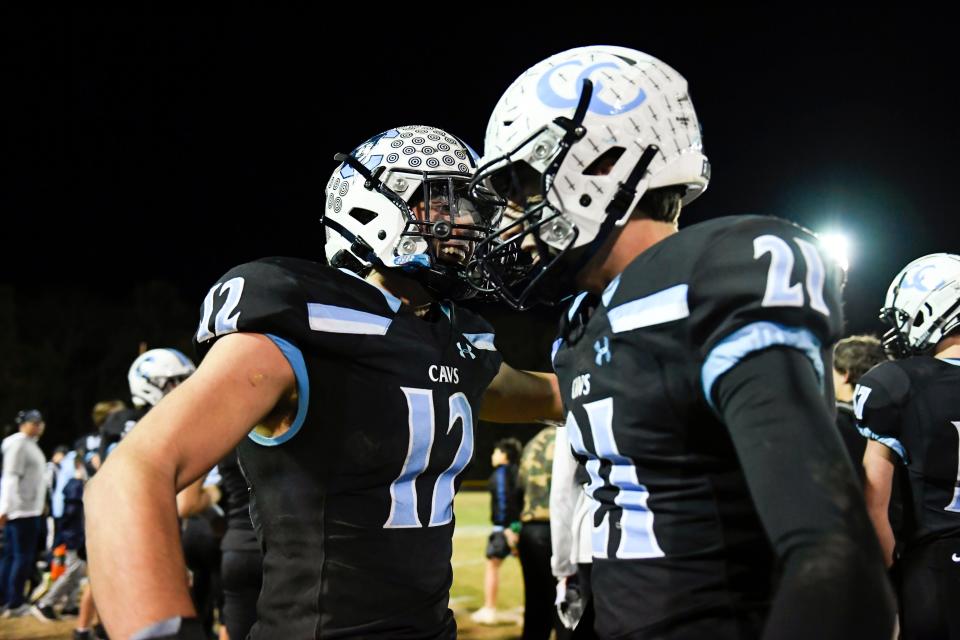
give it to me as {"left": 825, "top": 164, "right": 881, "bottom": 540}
{"left": 3, "top": 8, "right": 958, "bottom": 449}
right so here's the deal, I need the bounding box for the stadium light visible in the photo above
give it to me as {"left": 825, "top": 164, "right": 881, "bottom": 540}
{"left": 818, "top": 231, "right": 851, "bottom": 272}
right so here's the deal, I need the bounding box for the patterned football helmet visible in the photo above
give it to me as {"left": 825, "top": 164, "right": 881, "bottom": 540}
{"left": 323, "top": 125, "right": 500, "bottom": 300}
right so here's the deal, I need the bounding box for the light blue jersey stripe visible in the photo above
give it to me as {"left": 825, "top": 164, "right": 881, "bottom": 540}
{"left": 248, "top": 335, "right": 310, "bottom": 446}
{"left": 551, "top": 338, "right": 564, "bottom": 367}
{"left": 608, "top": 284, "right": 689, "bottom": 333}
{"left": 307, "top": 303, "right": 392, "bottom": 335}
{"left": 567, "top": 292, "right": 589, "bottom": 321}
{"left": 857, "top": 424, "right": 908, "bottom": 463}
{"left": 463, "top": 333, "right": 496, "bottom": 351}
{"left": 601, "top": 276, "right": 621, "bottom": 307}
{"left": 701, "top": 321, "right": 824, "bottom": 410}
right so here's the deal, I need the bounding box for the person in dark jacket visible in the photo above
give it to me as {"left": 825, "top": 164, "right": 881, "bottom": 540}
{"left": 471, "top": 437, "right": 523, "bottom": 625}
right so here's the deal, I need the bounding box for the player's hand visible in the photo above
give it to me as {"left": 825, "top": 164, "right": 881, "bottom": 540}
{"left": 504, "top": 528, "right": 519, "bottom": 554}
{"left": 555, "top": 574, "right": 585, "bottom": 630}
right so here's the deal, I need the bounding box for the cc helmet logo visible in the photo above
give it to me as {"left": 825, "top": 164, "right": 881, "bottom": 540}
{"left": 901, "top": 264, "right": 943, "bottom": 293}
{"left": 536, "top": 60, "right": 647, "bottom": 116}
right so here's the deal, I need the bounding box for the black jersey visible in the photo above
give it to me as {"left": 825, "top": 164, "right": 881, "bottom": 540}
{"left": 854, "top": 356, "right": 960, "bottom": 548}
{"left": 193, "top": 257, "right": 502, "bottom": 639}
{"left": 98, "top": 407, "right": 146, "bottom": 462}
{"left": 836, "top": 402, "right": 866, "bottom": 483}
{"left": 217, "top": 448, "right": 257, "bottom": 553}
{"left": 552, "top": 215, "right": 844, "bottom": 638}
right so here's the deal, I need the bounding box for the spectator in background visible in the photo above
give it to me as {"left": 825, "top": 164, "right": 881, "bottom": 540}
{"left": 45, "top": 446, "right": 69, "bottom": 499}
{"left": 78, "top": 400, "right": 125, "bottom": 476}
{"left": 64, "top": 399, "right": 126, "bottom": 639}
{"left": 517, "top": 423, "right": 567, "bottom": 640}
{"left": 472, "top": 437, "right": 523, "bottom": 625}
{"left": 0, "top": 409, "right": 47, "bottom": 617}
{"left": 31, "top": 454, "right": 87, "bottom": 622}
{"left": 51, "top": 447, "right": 79, "bottom": 534}
{"left": 34, "top": 443, "right": 84, "bottom": 614}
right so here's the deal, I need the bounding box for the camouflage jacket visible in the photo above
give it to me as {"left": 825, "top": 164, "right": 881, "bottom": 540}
{"left": 519, "top": 425, "right": 556, "bottom": 522}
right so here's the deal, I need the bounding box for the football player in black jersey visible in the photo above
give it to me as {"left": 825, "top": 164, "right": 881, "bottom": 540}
{"left": 85, "top": 125, "right": 563, "bottom": 640}
{"left": 97, "top": 348, "right": 197, "bottom": 464}
{"left": 469, "top": 46, "right": 895, "bottom": 639}
{"left": 858, "top": 253, "right": 960, "bottom": 639}
{"left": 76, "top": 348, "right": 196, "bottom": 640}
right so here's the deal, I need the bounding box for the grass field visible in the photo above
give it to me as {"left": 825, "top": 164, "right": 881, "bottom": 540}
{"left": 0, "top": 491, "right": 527, "bottom": 640}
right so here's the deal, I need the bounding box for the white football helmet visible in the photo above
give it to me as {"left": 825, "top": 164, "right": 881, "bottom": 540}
{"left": 323, "top": 125, "right": 500, "bottom": 300}
{"left": 880, "top": 253, "right": 960, "bottom": 358}
{"left": 469, "top": 45, "right": 709, "bottom": 308}
{"left": 128, "top": 348, "right": 196, "bottom": 408}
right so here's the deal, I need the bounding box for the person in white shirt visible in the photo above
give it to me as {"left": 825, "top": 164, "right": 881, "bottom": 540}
{"left": 550, "top": 425, "right": 595, "bottom": 637}
{"left": 0, "top": 409, "right": 47, "bottom": 617}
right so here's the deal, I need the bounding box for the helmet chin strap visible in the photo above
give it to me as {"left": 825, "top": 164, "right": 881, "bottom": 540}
{"left": 333, "top": 152, "right": 410, "bottom": 215}
{"left": 324, "top": 214, "right": 471, "bottom": 300}
{"left": 919, "top": 295, "right": 960, "bottom": 349}
{"left": 520, "top": 84, "right": 659, "bottom": 307}
{"left": 565, "top": 143, "right": 660, "bottom": 279}
{"left": 322, "top": 215, "right": 381, "bottom": 268}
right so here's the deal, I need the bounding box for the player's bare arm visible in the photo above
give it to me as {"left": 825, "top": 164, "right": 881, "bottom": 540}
{"left": 85, "top": 332, "right": 293, "bottom": 639}
{"left": 862, "top": 439, "right": 898, "bottom": 566}
{"left": 480, "top": 363, "right": 562, "bottom": 423}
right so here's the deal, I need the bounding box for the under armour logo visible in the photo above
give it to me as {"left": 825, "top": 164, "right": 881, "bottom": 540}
{"left": 456, "top": 341, "right": 475, "bottom": 360}
{"left": 594, "top": 337, "right": 611, "bottom": 366}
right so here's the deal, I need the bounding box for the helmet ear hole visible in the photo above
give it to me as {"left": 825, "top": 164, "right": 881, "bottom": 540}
{"left": 348, "top": 208, "right": 378, "bottom": 225}
{"left": 583, "top": 147, "right": 626, "bottom": 176}
{"left": 914, "top": 310, "right": 925, "bottom": 327}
